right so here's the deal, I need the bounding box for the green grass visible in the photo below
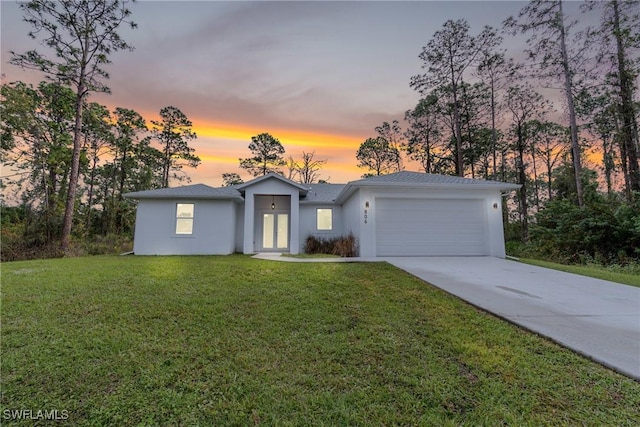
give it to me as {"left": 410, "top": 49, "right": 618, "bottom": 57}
{"left": 282, "top": 253, "right": 341, "bottom": 259}
{"left": 517, "top": 258, "right": 640, "bottom": 287}
{"left": 2, "top": 255, "right": 639, "bottom": 426}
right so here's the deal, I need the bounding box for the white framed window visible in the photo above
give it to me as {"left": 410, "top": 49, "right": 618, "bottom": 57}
{"left": 316, "top": 208, "right": 333, "bottom": 231}
{"left": 175, "top": 203, "right": 194, "bottom": 234}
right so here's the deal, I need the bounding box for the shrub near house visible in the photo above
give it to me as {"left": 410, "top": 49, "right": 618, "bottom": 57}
{"left": 305, "top": 233, "right": 358, "bottom": 257}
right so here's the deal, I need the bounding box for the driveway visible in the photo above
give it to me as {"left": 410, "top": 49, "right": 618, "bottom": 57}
{"left": 385, "top": 257, "right": 640, "bottom": 380}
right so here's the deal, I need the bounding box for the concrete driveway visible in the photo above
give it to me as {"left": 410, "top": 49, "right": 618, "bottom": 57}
{"left": 385, "top": 257, "right": 640, "bottom": 380}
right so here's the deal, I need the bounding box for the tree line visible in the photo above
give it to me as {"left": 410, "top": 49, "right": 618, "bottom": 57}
{"left": 356, "top": 1, "right": 638, "bottom": 200}
{"left": 2, "top": 0, "right": 638, "bottom": 264}
{"left": 1, "top": 0, "right": 204, "bottom": 259}
{"left": 1, "top": 79, "right": 200, "bottom": 256}
{"left": 351, "top": 0, "right": 639, "bottom": 263}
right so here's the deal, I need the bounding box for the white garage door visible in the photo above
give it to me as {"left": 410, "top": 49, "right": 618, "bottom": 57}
{"left": 375, "top": 198, "right": 487, "bottom": 256}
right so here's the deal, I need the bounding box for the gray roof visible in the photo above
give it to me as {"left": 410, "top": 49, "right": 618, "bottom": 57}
{"left": 124, "top": 171, "right": 519, "bottom": 203}
{"left": 236, "top": 172, "right": 309, "bottom": 194}
{"left": 335, "top": 171, "right": 520, "bottom": 203}
{"left": 350, "top": 171, "right": 519, "bottom": 187}
{"left": 123, "top": 184, "right": 242, "bottom": 200}
{"left": 301, "top": 184, "right": 345, "bottom": 203}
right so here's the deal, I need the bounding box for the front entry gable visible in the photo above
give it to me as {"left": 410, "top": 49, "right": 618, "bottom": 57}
{"left": 238, "top": 173, "right": 309, "bottom": 255}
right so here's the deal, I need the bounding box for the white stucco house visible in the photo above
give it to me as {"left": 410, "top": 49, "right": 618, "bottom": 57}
{"left": 123, "top": 171, "right": 520, "bottom": 258}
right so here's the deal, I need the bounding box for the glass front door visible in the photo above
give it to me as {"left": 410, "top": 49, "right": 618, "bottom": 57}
{"left": 262, "top": 213, "right": 289, "bottom": 250}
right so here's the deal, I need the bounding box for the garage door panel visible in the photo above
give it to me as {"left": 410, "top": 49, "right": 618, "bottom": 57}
{"left": 376, "top": 198, "right": 487, "bottom": 256}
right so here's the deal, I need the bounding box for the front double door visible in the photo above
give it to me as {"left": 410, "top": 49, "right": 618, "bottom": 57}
{"left": 262, "top": 212, "right": 289, "bottom": 251}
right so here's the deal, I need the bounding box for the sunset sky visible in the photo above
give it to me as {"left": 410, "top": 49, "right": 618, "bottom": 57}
{"left": 1, "top": 1, "right": 593, "bottom": 186}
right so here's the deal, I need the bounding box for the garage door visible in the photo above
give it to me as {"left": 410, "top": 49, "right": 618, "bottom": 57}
{"left": 375, "top": 198, "right": 487, "bottom": 256}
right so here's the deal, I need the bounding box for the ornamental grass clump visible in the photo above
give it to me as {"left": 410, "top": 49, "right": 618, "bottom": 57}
{"left": 305, "top": 233, "right": 358, "bottom": 257}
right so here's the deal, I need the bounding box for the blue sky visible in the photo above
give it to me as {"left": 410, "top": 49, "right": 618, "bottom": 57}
{"left": 1, "top": 1, "right": 593, "bottom": 185}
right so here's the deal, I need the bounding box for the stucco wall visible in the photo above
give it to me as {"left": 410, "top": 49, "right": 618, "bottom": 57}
{"left": 234, "top": 202, "right": 244, "bottom": 253}
{"left": 241, "top": 178, "right": 301, "bottom": 254}
{"left": 298, "top": 204, "right": 344, "bottom": 252}
{"left": 133, "top": 199, "right": 236, "bottom": 255}
{"left": 341, "top": 188, "right": 362, "bottom": 256}
{"left": 353, "top": 186, "right": 507, "bottom": 258}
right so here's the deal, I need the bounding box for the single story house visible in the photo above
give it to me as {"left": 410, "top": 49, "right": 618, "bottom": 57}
{"left": 123, "top": 171, "right": 520, "bottom": 258}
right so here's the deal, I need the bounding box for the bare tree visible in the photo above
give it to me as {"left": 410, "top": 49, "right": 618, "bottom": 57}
{"left": 287, "top": 151, "right": 327, "bottom": 184}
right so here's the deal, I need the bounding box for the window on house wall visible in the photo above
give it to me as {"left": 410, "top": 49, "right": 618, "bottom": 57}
{"left": 316, "top": 208, "right": 333, "bottom": 230}
{"left": 176, "top": 203, "right": 194, "bottom": 234}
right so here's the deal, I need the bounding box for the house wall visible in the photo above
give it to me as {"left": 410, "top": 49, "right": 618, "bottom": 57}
{"left": 341, "top": 188, "right": 363, "bottom": 256}
{"left": 356, "top": 188, "right": 376, "bottom": 257}
{"left": 486, "top": 192, "right": 507, "bottom": 257}
{"left": 299, "top": 204, "right": 344, "bottom": 252}
{"left": 234, "top": 202, "right": 244, "bottom": 253}
{"left": 133, "top": 199, "right": 236, "bottom": 255}
{"left": 241, "top": 178, "right": 301, "bottom": 254}
{"left": 353, "top": 186, "right": 507, "bottom": 258}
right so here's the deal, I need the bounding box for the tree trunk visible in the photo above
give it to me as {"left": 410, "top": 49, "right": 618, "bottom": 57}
{"left": 612, "top": 0, "right": 640, "bottom": 198}
{"left": 60, "top": 79, "right": 86, "bottom": 253}
{"left": 558, "top": 0, "right": 584, "bottom": 207}
{"left": 490, "top": 78, "right": 498, "bottom": 179}
{"left": 450, "top": 60, "right": 464, "bottom": 176}
{"left": 517, "top": 124, "right": 529, "bottom": 241}
{"left": 162, "top": 142, "right": 171, "bottom": 188}
{"left": 530, "top": 140, "right": 540, "bottom": 211}
{"left": 603, "top": 138, "right": 614, "bottom": 196}
{"left": 546, "top": 152, "right": 553, "bottom": 201}
{"left": 86, "top": 155, "right": 98, "bottom": 233}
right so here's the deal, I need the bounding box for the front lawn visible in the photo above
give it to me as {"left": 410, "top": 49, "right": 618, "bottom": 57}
{"left": 517, "top": 258, "right": 640, "bottom": 287}
{"left": 2, "top": 255, "right": 639, "bottom": 425}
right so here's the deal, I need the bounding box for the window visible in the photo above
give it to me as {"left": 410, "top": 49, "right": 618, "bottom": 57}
{"left": 175, "top": 203, "right": 194, "bottom": 234}
{"left": 316, "top": 208, "right": 333, "bottom": 230}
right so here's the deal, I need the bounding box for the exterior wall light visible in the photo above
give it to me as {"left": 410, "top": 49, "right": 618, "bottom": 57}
{"left": 365, "top": 201, "right": 370, "bottom": 208}
{"left": 493, "top": 202, "right": 499, "bottom": 209}
{"left": 271, "top": 196, "right": 276, "bottom": 210}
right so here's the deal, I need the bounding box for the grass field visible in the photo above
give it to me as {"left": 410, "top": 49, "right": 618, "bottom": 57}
{"left": 2, "top": 255, "right": 639, "bottom": 425}
{"left": 517, "top": 258, "right": 640, "bottom": 287}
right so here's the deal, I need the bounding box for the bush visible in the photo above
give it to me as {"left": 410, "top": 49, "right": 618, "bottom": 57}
{"left": 1, "top": 230, "right": 133, "bottom": 262}
{"left": 0, "top": 232, "right": 64, "bottom": 262}
{"left": 304, "top": 233, "right": 358, "bottom": 257}
{"left": 333, "top": 233, "right": 357, "bottom": 257}
{"left": 78, "top": 234, "right": 133, "bottom": 256}
{"left": 529, "top": 195, "right": 640, "bottom": 265}
{"left": 304, "top": 235, "right": 333, "bottom": 254}
{"left": 504, "top": 241, "right": 531, "bottom": 258}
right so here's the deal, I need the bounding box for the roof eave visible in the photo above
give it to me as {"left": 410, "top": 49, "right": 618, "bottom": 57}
{"left": 123, "top": 193, "right": 244, "bottom": 201}
{"left": 236, "top": 172, "right": 310, "bottom": 195}
{"left": 299, "top": 200, "right": 339, "bottom": 205}
{"left": 334, "top": 181, "right": 520, "bottom": 204}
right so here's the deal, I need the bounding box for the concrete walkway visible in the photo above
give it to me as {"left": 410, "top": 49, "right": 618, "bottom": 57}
{"left": 385, "top": 257, "right": 640, "bottom": 381}
{"left": 252, "top": 253, "right": 382, "bottom": 263}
